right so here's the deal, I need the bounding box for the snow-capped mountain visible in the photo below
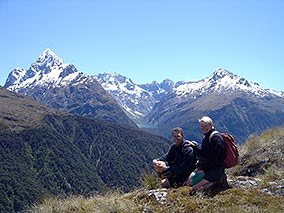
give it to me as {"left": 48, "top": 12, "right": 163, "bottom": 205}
{"left": 95, "top": 68, "right": 283, "bottom": 126}
{"left": 94, "top": 73, "right": 178, "bottom": 125}
{"left": 5, "top": 49, "right": 83, "bottom": 91}
{"left": 139, "top": 79, "right": 175, "bottom": 101}
{"left": 4, "top": 49, "right": 137, "bottom": 127}
{"left": 94, "top": 73, "right": 156, "bottom": 123}
{"left": 174, "top": 68, "right": 283, "bottom": 98}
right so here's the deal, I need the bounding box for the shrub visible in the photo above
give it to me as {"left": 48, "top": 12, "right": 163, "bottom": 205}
{"left": 140, "top": 171, "right": 160, "bottom": 190}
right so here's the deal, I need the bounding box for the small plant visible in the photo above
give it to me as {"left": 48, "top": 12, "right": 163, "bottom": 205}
{"left": 140, "top": 171, "right": 160, "bottom": 190}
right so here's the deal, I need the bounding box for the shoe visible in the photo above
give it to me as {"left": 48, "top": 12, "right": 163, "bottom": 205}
{"left": 218, "top": 174, "right": 229, "bottom": 188}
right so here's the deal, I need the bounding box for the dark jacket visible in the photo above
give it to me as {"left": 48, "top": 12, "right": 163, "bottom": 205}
{"left": 158, "top": 140, "right": 196, "bottom": 180}
{"left": 194, "top": 129, "right": 225, "bottom": 172}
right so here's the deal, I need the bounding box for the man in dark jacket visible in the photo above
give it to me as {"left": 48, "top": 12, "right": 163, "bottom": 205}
{"left": 185, "top": 116, "right": 225, "bottom": 193}
{"left": 152, "top": 127, "right": 196, "bottom": 188}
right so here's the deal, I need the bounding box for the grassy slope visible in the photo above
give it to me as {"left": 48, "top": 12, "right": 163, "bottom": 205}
{"left": 28, "top": 187, "right": 284, "bottom": 213}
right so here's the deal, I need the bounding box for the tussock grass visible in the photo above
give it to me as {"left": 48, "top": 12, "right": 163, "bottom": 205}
{"left": 29, "top": 187, "right": 284, "bottom": 213}
{"left": 260, "top": 164, "right": 284, "bottom": 188}
{"left": 244, "top": 127, "right": 284, "bottom": 153}
{"left": 128, "top": 187, "right": 284, "bottom": 213}
{"left": 140, "top": 171, "right": 160, "bottom": 190}
{"left": 29, "top": 191, "right": 143, "bottom": 213}
{"left": 228, "top": 127, "right": 284, "bottom": 177}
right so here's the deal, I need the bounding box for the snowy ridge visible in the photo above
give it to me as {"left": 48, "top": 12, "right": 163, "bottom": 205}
{"left": 95, "top": 72, "right": 146, "bottom": 96}
{"left": 175, "top": 68, "right": 283, "bottom": 98}
{"left": 95, "top": 72, "right": 156, "bottom": 119}
{"left": 4, "top": 67, "right": 27, "bottom": 89}
{"left": 139, "top": 79, "right": 174, "bottom": 101}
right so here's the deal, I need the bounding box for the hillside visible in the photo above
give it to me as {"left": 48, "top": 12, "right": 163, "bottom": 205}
{"left": 29, "top": 127, "right": 284, "bottom": 212}
{"left": 0, "top": 85, "right": 66, "bottom": 131}
{"left": 0, "top": 88, "right": 170, "bottom": 212}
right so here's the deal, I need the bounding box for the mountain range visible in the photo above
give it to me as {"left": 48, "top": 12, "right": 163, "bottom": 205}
{"left": 4, "top": 48, "right": 284, "bottom": 143}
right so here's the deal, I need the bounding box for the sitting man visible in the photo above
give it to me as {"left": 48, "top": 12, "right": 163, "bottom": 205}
{"left": 185, "top": 116, "right": 226, "bottom": 194}
{"left": 152, "top": 127, "right": 196, "bottom": 188}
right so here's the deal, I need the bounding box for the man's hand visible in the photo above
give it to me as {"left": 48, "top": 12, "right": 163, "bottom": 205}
{"left": 152, "top": 159, "right": 167, "bottom": 173}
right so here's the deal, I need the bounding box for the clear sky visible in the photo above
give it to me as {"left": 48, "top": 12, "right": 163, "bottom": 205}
{"left": 0, "top": 0, "right": 283, "bottom": 91}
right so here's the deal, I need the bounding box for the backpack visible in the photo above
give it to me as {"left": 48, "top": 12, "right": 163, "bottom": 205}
{"left": 209, "top": 131, "right": 239, "bottom": 168}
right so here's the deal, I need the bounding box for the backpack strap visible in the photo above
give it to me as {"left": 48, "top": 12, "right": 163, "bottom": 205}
{"left": 182, "top": 140, "right": 196, "bottom": 156}
{"left": 209, "top": 130, "right": 219, "bottom": 143}
{"left": 182, "top": 140, "right": 192, "bottom": 150}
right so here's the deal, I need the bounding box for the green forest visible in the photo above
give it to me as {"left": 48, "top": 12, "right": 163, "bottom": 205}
{"left": 0, "top": 113, "right": 170, "bottom": 212}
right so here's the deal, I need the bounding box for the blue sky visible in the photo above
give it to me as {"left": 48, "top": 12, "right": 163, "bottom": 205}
{"left": 0, "top": 0, "right": 283, "bottom": 91}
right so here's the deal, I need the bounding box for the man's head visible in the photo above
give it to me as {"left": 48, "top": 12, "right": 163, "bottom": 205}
{"left": 172, "top": 127, "right": 184, "bottom": 146}
{"left": 198, "top": 116, "right": 214, "bottom": 134}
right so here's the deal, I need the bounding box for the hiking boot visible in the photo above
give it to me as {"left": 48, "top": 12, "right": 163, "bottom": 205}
{"left": 217, "top": 174, "right": 229, "bottom": 189}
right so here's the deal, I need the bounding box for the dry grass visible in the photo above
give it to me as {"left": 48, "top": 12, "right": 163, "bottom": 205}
{"left": 244, "top": 127, "right": 284, "bottom": 153}
{"left": 30, "top": 187, "right": 284, "bottom": 213}
{"left": 228, "top": 127, "right": 284, "bottom": 177}
{"left": 28, "top": 191, "right": 143, "bottom": 213}
{"left": 140, "top": 171, "right": 160, "bottom": 190}
{"left": 128, "top": 187, "right": 284, "bottom": 213}
{"left": 28, "top": 186, "right": 284, "bottom": 213}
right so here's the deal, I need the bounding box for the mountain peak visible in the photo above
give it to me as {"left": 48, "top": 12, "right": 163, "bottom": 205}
{"left": 41, "top": 48, "right": 56, "bottom": 56}
{"left": 212, "top": 68, "right": 235, "bottom": 79}
{"left": 33, "top": 48, "right": 63, "bottom": 70}
{"left": 96, "top": 72, "right": 127, "bottom": 83}
{"left": 4, "top": 49, "right": 82, "bottom": 91}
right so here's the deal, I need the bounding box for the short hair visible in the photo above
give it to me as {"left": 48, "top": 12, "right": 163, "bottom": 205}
{"left": 198, "top": 116, "right": 213, "bottom": 127}
{"left": 172, "top": 127, "right": 184, "bottom": 137}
